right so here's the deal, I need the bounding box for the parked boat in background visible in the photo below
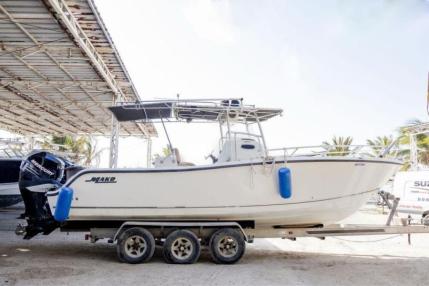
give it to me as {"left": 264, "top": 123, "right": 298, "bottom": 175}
{"left": 0, "top": 139, "right": 26, "bottom": 208}
{"left": 392, "top": 170, "right": 429, "bottom": 214}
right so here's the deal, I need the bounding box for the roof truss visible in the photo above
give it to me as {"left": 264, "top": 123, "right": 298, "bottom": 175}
{"left": 0, "top": 0, "right": 157, "bottom": 137}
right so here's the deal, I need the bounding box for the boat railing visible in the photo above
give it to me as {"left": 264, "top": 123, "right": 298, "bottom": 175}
{"left": 268, "top": 144, "right": 401, "bottom": 160}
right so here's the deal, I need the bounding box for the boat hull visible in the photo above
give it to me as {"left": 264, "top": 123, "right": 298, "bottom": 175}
{"left": 50, "top": 158, "right": 401, "bottom": 227}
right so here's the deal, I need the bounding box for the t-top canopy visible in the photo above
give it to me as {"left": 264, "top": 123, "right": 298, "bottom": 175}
{"left": 108, "top": 99, "right": 283, "bottom": 123}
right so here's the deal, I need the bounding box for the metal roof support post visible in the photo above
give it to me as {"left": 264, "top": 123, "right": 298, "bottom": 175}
{"left": 109, "top": 116, "right": 119, "bottom": 168}
{"left": 146, "top": 138, "right": 152, "bottom": 167}
{"left": 28, "top": 136, "right": 36, "bottom": 151}
{"left": 410, "top": 134, "right": 418, "bottom": 170}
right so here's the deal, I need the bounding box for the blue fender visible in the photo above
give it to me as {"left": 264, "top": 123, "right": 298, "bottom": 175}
{"left": 278, "top": 167, "right": 292, "bottom": 199}
{"left": 54, "top": 187, "right": 73, "bottom": 222}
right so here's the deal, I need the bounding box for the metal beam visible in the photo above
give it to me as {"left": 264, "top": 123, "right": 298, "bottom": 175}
{"left": 0, "top": 100, "right": 80, "bottom": 134}
{"left": 0, "top": 79, "right": 131, "bottom": 89}
{"left": 1, "top": 83, "right": 91, "bottom": 133}
{"left": 46, "top": 0, "right": 151, "bottom": 139}
{"left": 0, "top": 109, "right": 56, "bottom": 134}
{"left": 0, "top": 43, "right": 113, "bottom": 54}
{"left": 46, "top": 0, "right": 126, "bottom": 101}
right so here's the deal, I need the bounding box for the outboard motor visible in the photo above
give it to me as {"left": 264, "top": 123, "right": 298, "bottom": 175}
{"left": 17, "top": 151, "right": 75, "bottom": 239}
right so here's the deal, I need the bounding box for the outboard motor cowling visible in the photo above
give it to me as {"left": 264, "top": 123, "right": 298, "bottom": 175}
{"left": 18, "top": 151, "right": 73, "bottom": 239}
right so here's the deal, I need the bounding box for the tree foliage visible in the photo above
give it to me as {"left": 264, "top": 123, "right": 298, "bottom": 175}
{"left": 41, "top": 135, "right": 104, "bottom": 166}
{"left": 396, "top": 119, "right": 429, "bottom": 169}
{"left": 322, "top": 136, "right": 353, "bottom": 156}
{"left": 366, "top": 135, "right": 394, "bottom": 156}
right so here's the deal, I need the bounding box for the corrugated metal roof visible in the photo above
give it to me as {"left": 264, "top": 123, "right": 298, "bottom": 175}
{"left": 0, "top": 0, "right": 157, "bottom": 136}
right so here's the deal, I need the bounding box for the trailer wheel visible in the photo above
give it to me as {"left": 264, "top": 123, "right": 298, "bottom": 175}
{"left": 116, "top": 227, "right": 155, "bottom": 264}
{"left": 163, "top": 230, "right": 200, "bottom": 264}
{"left": 209, "top": 228, "right": 246, "bottom": 264}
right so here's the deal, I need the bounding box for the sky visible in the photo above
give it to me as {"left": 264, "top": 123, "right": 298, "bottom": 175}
{"left": 92, "top": 0, "right": 429, "bottom": 166}
{"left": 3, "top": 0, "right": 429, "bottom": 167}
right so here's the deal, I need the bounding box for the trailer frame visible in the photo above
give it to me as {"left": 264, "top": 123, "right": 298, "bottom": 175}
{"left": 86, "top": 218, "right": 429, "bottom": 243}
{"left": 55, "top": 193, "right": 429, "bottom": 263}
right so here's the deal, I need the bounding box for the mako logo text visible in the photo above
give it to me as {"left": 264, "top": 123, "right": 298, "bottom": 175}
{"left": 85, "top": 176, "right": 117, "bottom": 184}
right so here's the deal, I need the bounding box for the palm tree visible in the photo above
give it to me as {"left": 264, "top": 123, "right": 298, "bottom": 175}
{"left": 40, "top": 135, "right": 103, "bottom": 166}
{"left": 81, "top": 137, "right": 105, "bottom": 167}
{"left": 367, "top": 135, "right": 394, "bottom": 157}
{"left": 322, "top": 136, "right": 353, "bottom": 156}
{"left": 397, "top": 119, "right": 429, "bottom": 168}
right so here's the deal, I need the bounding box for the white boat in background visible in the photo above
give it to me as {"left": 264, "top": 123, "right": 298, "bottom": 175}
{"left": 19, "top": 98, "right": 402, "bottom": 239}
{"left": 0, "top": 139, "right": 25, "bottom": 208}
{"left": 393, "top": 170, "right": 429, "bottom": 214}
{"left": 0, "top": 177, "right": 21, "bottom": 208}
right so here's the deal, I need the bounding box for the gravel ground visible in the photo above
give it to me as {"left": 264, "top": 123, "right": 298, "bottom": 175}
{"left": 1, "top": 205, "right": 428, "bottom": 286}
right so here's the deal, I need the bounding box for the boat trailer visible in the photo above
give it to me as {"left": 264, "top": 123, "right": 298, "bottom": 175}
{"left": 16, "top": 191, "right": 429, "bottom": 264}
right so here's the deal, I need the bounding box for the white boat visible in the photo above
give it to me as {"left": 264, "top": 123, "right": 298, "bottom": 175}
{"left": 20, "top": 98, "right": 398, "bottom": 229}
{"left": 0, "top": 139, "right": 25, "bottom": 208}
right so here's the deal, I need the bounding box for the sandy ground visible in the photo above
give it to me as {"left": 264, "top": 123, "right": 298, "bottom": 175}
{"left": 1, "top": 205, "right": 428, "bottom": 286}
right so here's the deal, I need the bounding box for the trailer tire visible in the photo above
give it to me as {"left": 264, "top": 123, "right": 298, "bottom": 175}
{"left": 209, "top": 228, "right": 245, "bottom": 264}
{"left": 163, "top": 230, "right": 200, "bottom": 264}
{"left": 116, "top": 227, "right": 155, "bottom": 264}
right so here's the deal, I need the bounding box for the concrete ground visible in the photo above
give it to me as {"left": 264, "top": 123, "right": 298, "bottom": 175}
{"left": 1, "top": 205, "right": 428, "bottom": 286}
